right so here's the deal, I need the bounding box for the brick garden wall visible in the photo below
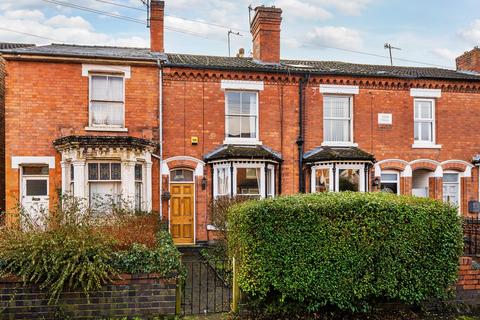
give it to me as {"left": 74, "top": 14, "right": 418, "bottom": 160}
{"left": 0, "top": 274, "right": 176, "bottom": 319}
{"left": 457, "top": 256, "right": 480, "bottom": 305}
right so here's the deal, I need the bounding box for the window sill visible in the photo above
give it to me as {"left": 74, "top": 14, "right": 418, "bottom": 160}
{"left": 85, "top": 126, "right": 128, "bottom": 132}
{"left": 321, "top": 142, "right": 358, "bottom": 147}
{"left": 223, "top": 138, "right": 262, "bottom": 145}
{"left": 411, "top": 143, "right": 442, "bottom": 149}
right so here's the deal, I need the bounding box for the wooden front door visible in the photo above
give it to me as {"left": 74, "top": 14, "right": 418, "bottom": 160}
{"left": 170, "top": 183, "right": 195, "bottom": 244}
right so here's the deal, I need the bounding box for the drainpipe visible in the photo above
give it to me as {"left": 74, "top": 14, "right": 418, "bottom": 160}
{"left": 297, "top": 74, "right": 307, "bottom": 193}
{"left": 157, "top": 58, "right": 163, "bottom": 220}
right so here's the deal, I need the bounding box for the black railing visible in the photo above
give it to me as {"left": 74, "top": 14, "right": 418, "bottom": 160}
{"left": 464, "top": 218, "right": 480, "bottom": 256}
{"left": 181, "top": 259, "right": 232, "bottom": 315}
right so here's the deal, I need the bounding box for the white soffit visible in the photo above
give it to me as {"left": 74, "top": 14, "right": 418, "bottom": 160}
{"left": 12, "top": 156, "right": 56, "bottom": 169}
{"left": 410, "top": 88, "right": 441, "bottom": 98}
{"left": 221, "top": 80, "right": 264, "bottom": 91}
{"left": 82, "top": 64, "right": 131, "bottom": 78}
{"left": 319, "top": 84, "right": 359, "bottom": 95}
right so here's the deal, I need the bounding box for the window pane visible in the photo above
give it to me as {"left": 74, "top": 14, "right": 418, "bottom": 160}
{"left": 88, "top": 163, "right": 98, "bottom": 180}
{"left": 89, "top": 182, "right": 121, "bottom": 207}
{"left": 236, "top": 168, "right": 260, "bottom": 196}
{"left": 241, "top": 92, "right": 256, "bottom": 115}
{"left": 70, "top": 164, "right": 74, "bottom": 180}
{"left": 111, "top": 163, "right": 121, "bottom": 180}
{"left": 414, "top": 122, "right": 420, "bottom": 140}
{"left": 338, "top": 169, "right": 360, "bottom": 192}
{"left": 216, "top": 168, "right": 229, "bottom": 196}
{"left": 381, "top": 182, "right": 398, "bottom": 194}
{"left": 100, "top": 163, "right": 110, "bottom": 180}
{"left": 26, "top": 180, "right": 48, "bottom": 196}
{"left": 420, "top": 122, "right": 432, "bottom": 141}
{"left": 240, "top": 116, "right": 256, "bottom": 138}
{"left": 91, "top": 102, "right": 123, "bottom": 126}
{"left": 91, "top": 76, "right": 108, "bottom": 100}
{"left": 135, "top": 164, "right": 142, "bottom": 181}
{"left": 266, "top": 167, "right": 273, "bottom": 197}
{"left": 443, "top": 173, "right": 459, "bottom": 183}
{"left": 135, "top": 182, "right": 142, "bottom": 211}
{"left": 108, "top": 77, "right": 123, "bottom": 101}
{"left": 315, "top": 168, "right": 330, "bottom": 192}
{"left": 226, "top": 115, "right": 241, "bottom": 138}
{"left": 324, "top": 119, "right": 349, "bottom": 142}
{"left": 23, "top": 166, "right": 49, "bottom": 176}
{"left": 381, "top": 173, "right": 398, "bottom": 181}
{"left": 227, "top": 92, "right": 241, "bottom": 114}
{"left": 324, "top": 96, "right": 350, "bottom": 118}
{"left": 170, "top": 169, "right": 194, "bottom": 182}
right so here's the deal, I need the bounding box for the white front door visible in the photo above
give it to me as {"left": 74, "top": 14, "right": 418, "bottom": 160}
{"left": 21, "top": 176, "right": 49, "bottom": 227}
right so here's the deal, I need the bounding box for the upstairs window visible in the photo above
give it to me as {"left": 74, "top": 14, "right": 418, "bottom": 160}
{"left": 225, "top": 91, "right": 258, "bottom": 142}
{"left": 90, "top": 75, "right": 124, "bottom": 128}
{"left": 323, "top": 96, "right": 352, "bottom": 144}
{"left": 414, "top": 99, "right": 435, "bottom": 144}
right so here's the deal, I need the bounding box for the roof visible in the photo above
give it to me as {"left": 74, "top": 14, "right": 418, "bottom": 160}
{"left": 53, "top": 135, "right": 158, "bottom": 151}
{"left": 0, "top": 43, "right": 35, "bottom": 50}
{"left": 204, "top": 144, "right": 282, "bottom": 162}
{"left": 0, "top": 43, "right": 166, "bottom": 62}
{"left": 303, "top": 146, "right": 375, "bottom": 163}
{"left": 166, "top": 53, "right": 480, "bottom": 81}
{"left": 2, "top": 43, "right": 480, "bottom": 81}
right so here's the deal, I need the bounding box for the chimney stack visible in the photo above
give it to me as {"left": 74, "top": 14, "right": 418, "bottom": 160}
{"left": 456, "top": 47, "right": 480, "bottom": 72}
{"left": 250, "top": 6, "right": 282, "bottom": 64}
{"left": 150, "top": 0, "right": 164, "bottom": 52}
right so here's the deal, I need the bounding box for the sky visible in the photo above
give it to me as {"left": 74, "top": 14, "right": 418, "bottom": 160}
{"left": 0, "top": 0, "right": 480, "bottom": 69}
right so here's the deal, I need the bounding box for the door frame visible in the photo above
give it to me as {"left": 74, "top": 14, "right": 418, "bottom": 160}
{"left": 20, "top": 166, "right": 50, "bottom": 224}
{"left": 168, "top": 169, "right": 196, "bottom": 245}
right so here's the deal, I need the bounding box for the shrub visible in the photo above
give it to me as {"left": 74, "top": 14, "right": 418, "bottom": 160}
{"left": 0, "top": 227, "right": 115, "bottom": 303}
{"left": 228, "top": 192, "right": 464, "bottom": 314}
{"left": 112, "top": 230, "right": 185, "bottom": 278}
{"left": 0, "top": 197, "right": 183, "bottom": 303}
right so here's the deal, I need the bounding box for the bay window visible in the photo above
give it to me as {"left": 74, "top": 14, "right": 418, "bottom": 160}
{"left": 213, "top": 162, "right": 276, "bottom": 199}
{"left": 134, "top": 164, "right": 143, "bottom": 211}
{"left": 311, "top": 163, "right": 366, "bottom": 193}
{"left": 89, "top": 75, "right": 125, "bottom": 128}
{"left": 88, "top": 162, "right": 122, "bottom": 207}
{"left": 323, "top": 96, "right": 353, "bottom": 144}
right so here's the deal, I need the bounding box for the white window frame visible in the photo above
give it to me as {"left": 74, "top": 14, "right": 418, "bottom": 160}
{"left": 87, "top": 74, "right": 126, "bottom": 131}
{"left": 223, "top": 90, "right": 260, "bottom": 145}
{"left": 412, "top": 98, "right": 441, "bottom": 149}
{"left": 213, "top": 164, "right": 231, "bottom": 198}
{"left": 443, "top": 170, "right": 461, "bottom": 212}
{"left": 322, "top": 95, "right": 357, "bottom": 147}
{"left": 311, "top": 163, "right": 366, "bottom": 192}
{"left": 213, "top": 162, "right": 273, "bottom": 199}
{"left": 380, "top": 170, "right": 400, "bottom": 195}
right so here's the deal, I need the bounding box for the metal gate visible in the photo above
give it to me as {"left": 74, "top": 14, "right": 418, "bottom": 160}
{"left": 181, "top": 257, "right": 232, "bottom": 315}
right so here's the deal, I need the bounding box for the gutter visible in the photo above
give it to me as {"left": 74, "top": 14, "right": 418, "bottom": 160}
{"left": 297, "top": 74, "right": 308, "bottom": 193}
{"left": 157, "top": 58, "right": 164, "bottom": 220}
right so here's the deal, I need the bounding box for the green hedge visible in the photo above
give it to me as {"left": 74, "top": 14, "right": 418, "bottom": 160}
{"left": 228, "top": 192, "right": 463, "bottom": 313}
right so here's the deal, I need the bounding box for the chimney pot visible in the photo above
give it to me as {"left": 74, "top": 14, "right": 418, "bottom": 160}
{"left": 150, "top": 0, "right": 164, "bottom": 52}
{"left": 236, "top": 48, "right": 245, "bottom": 58}
{"left": 250, "top": 6, "right": 282, "bottom": 64}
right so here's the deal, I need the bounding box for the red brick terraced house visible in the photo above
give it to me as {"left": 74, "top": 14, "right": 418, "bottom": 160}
{"left": 2, "top": 1, "right": 480, "bottom": 245}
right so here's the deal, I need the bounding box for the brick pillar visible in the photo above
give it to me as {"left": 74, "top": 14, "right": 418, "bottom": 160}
{"left": 250, "top": 6, "right": 282, "bottom": 63}
{"left": 400, "top": 176, "right": 412, "bottom": 195}
{"left": 150, "top": 0, "right": 164, "bottom": 52}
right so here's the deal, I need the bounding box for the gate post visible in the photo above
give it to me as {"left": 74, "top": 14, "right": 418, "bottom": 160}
{"left": 232, "top": 257, "right": 240, "bottom": 313}
{"left": 175, "top": 278, "right": 182, "bottom": 315}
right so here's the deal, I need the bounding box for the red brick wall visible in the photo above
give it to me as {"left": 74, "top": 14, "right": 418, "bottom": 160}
{"left": 456, "top": 256, "right": 480, "bottom": 304}
{"left": 3, "top": 60, "right": 160, "bottom": 219}
{"left": 0, "top": 57, "right": 5, "bottom": 213}
{"left": 456, "top": 47, "right": 480, "bottom": 72}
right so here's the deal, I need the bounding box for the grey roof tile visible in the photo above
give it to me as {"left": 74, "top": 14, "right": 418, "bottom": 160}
{"left": 303, "top": 146, "right": 375, "bottom": 163}
{"left": 0, "top": 42, "right": 35, "bottom": 50}
{"left": 1, "top": 43, "right": 166, "bottom": 61}
{"left": 204, "top": 144, "right": 282, "bottom": 162}
{"left": 2, "top": 44, "right": 480, "bottom": 81}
